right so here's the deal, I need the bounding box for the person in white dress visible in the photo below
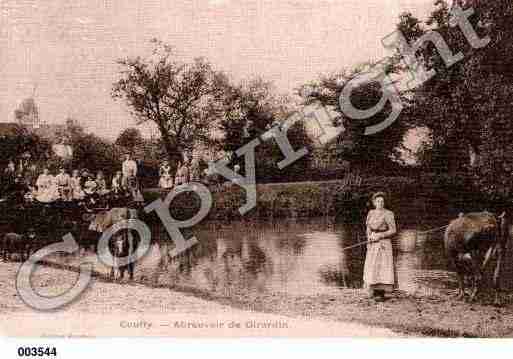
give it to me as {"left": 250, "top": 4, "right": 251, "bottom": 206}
{"left": 175, "top": 164, "right": 188, "bottom": 186}
{"left": 96, "top": 171, "right": 109, "bottom": 196}
{"left": 111, "top": 171, "right": 122, "bottom": 194}
{"left": 70, "top": 170, "right": 85, "bottom": 200}
{"left": 159, "top": 160, "right": 173, "bottom": 189}
{"left": 35, "top": 168, "right": 56, "bottom": 202}
{"left": 121, "top": 154, "right": 138, "bottom": 189}
{"left": 363, "top": 192, "right": 397, "bottom": 302}
{"left": 84, "top": 175, "right": 98, "bottom": 196}
{"left": 55, "top": 167, "right": 72, "bottom": 201}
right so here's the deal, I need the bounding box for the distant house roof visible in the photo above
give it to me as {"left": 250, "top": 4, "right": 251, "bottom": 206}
{"left": 0, "top": 123, "right": 25, "bottom": 137}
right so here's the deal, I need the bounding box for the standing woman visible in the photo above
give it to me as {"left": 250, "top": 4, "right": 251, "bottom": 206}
{"left": 363, "top": 192, "right": 397, "bottom": 302}
{"left": 70, "top": 170, "right": 85, "bottom": 200}
{"left": 159, "top": 160, "right": 173, "bottom": 189}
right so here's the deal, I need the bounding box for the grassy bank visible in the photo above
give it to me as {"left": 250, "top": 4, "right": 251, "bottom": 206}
{"left": 142, "top": 176, "right": 421, "bottom": 223}
{"left": 141, "top": 173, "right": 490, "bottom": 225}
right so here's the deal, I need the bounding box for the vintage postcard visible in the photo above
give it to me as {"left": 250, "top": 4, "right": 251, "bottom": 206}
{"left": 1, "top": 0, "right": 512, "bottom": 345}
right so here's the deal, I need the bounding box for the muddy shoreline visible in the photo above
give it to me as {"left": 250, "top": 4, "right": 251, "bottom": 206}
{"left": 30, "top": 260, "right": 513, "bottom": 338}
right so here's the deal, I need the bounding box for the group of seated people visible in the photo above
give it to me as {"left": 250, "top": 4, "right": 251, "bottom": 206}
{"left": 2, "top": 154, "right": 236, "bottom": 204}
{"left": 1, "top": 160, "right": 139, "bottom": 204}
{"left": 32, "top": 168, "right": 121, "bottom": 203}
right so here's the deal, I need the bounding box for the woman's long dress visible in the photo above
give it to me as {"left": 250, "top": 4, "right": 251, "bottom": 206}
{"left": 96, "top": 178, "right": 109, "bottom": 195}
{"left": 84, "top": 179, "right": 98, "bottom": 195}
{"left": 35, "top": 174, "right": 59, "bottom": 202}
{"left": 70, "top": 177, "right": 85, "bottom": 200}
{"left": 112, "top": 176, "right": 122, "bottom": 194}
{"left": 159, "top": 165, "right": 173, "bottom": 189}
{"left": 363, "top": 209, "right": 396, "bottom": 293}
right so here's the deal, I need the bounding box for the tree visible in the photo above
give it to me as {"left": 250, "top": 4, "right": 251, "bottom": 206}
{"left": 395, "top": 0, "right": 513, "bottom": 198}
{"left": 70, "top": 133, "right": 120, "bottom": 177}
{"left": 0, "top": 131, "right": 51, "bottom": 167}
{"left": 115, "top": 128, "right": 143, "bottom": 151}
{"left": 112, "top": 39, "right": 225, "bottom": 177}
{"left": 219, "top": 78, "right": 313, "bottom": 183}
{"left": 298, "top": 66, "right": 412, "bottom": 175}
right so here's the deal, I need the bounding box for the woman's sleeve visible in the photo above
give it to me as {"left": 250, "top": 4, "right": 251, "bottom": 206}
{"left": 384, "top": 211, "right": 397, "bottom": 237}
{"left": 366, "top": 211, "right": 372, "bottom": 238}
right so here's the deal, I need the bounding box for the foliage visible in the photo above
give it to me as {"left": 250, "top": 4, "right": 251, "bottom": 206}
{"left": 0, "top": 130, "right": 51, "bottom": 167}
{"left": 67, "top": 124, "right": 121, "bottom": 177}
{"left": 395, "top": 0, "right": 513, "bottom": 198}
{"left": 218, "top": 77, "right": 313, "bottom": 183}
{"left": 115, "top": 128, "right": 144, "bottom": 151}
{"left": 298, "top": 66, "right": 413, "bottom": 174}
{"left": 112, "top": 39, "right": 225, "bottom": 176}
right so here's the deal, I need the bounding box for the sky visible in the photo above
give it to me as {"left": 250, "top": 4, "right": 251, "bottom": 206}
{"left": 0, "top": 0, "right": 434, "bottom": 140}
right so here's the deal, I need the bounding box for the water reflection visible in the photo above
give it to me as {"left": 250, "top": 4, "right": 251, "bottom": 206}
{"left": 133, "top": 219, "right": 458, "bottom": 296}
{"left": 50, "top": 218, "right": 513, "bottom": 296}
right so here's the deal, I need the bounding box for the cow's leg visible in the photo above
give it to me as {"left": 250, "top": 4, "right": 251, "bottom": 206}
{"left": 110, "top": 258, "right": 116, "bottom": 280}
{"left": 4, "top": 239, "right": 11, "bottom": 261}
{"left": 25, "top": 245, "right": 31, "bottom": 262}
{"left": 469, "top": 252, "right": 483, "bottom": 302}
{"left": 119, "top": 266, "right": 126, "bottom": 281}
{"left": 128, "top": 262, "right": 134, "bottom": 281}
{"left": 455, "top": 254, "right": 470, "bottom": 300}
{"left": 456, "top": 271, "right": 465, "bottom": 300}
{"left": 493, "top": 246, "right": 504, "bottom": 306}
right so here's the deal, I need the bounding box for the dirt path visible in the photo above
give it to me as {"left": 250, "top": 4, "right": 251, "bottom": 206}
{"left": 0, "top": 261, "right": 397, "bottom": 337}
{"left": 3, "top": 257, "right": 513, "bottom": 338}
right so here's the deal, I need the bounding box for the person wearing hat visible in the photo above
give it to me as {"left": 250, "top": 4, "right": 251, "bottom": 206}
{"left": 55, "top": 167, "right": 72, "bottom": 201}
{"left": 159, "top": 160, "right": 173, "bottom": 189}
{"left": 363, "top": 192, "right": 397, "bottom": 302}
{"left": 121, "top": 153, "right": 138, "bottom": 189}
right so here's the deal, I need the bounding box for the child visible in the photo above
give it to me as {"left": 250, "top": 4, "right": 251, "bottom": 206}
{"left": 70, "top": 170, "right": 85, "bottom": 200}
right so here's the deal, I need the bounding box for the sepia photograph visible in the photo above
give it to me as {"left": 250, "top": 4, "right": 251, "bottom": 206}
{"left": 0, "top": 0, "right": 513, "bottom": 349}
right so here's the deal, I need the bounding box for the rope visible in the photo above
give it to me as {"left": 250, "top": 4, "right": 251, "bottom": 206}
{"left": 341, "top": 224, "right": 450, "bottom": 251}
{"left": 340, "top": 238, "right": 381, "bottom": 251}
{"left": 416, "top": 225, "right": 449, "bottom": 236}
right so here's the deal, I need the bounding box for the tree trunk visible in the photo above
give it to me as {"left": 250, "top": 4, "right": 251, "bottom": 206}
{"left": 161, "top": 136, "right": 182, "bottom": 179}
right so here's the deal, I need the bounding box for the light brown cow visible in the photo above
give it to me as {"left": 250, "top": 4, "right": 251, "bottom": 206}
{"left": 444, "top": 211, "right": 508, "bottom": 305}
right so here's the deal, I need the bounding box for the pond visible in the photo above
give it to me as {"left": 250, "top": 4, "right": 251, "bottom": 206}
{"left": 48, "top": 215, "right": 513, "bottom": 298}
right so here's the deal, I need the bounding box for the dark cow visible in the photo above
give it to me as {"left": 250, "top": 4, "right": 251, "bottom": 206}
{"left": 1, "top": 229, "right": 36, "bottom": 262}
{"left": 89, "top": 207, "right": 140, "bottom": 281}
{"left": 109, "top": 229, "right": 139, "bottom": 281}
{"left": 444, "top": 211, "right": 508, "bottom": 305}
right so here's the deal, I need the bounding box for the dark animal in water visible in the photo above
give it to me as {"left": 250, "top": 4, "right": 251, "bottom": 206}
{"left": 109, "top": 230, "right": 138, "bottom": 280}
{"left": 444, "top": 211, "right": 508, "bottom": 305}
{"left": 88, "top": 207, "right": 139, "bottom": 281}
{"left": 1, "top": 230, "right": 36, "bottom": 261}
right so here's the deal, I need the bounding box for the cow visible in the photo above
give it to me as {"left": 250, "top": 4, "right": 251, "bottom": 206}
{"left": 1, "top": 229, "right": 36, "bottom": 262}
{"left": 444, "top": 211, "right": 509, "bottom": 305}
{"left": 88, "top": 207, "right": 140, "bottom": 281}
{"left": 110, "top": 229, "right": 139, "bottom": 281}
